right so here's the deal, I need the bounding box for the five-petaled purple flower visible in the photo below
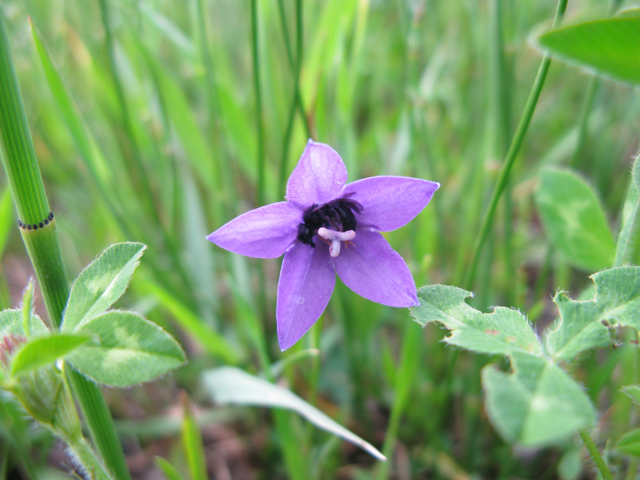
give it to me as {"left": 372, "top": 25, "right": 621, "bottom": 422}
{"left": 207, "top": 140, "right": 439, "bottom": 351}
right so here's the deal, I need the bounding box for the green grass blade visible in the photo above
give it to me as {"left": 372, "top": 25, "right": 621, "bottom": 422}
{"left": 155, "top": 457, "right": 186, "bottom": 480}
{"left": 181, "top": 394, "right": 208, "bottom": 480}
{"left": 0, "top": 188, "right": 12, "bottom": 258}
{"left": 139, "top": 278, "right": 242, "bottom": 365}
{"left": 463, "top": 0, "right": 569, "bottom": 289}
{"left": 251, "top": 0, "right": 266, "bottom": 204}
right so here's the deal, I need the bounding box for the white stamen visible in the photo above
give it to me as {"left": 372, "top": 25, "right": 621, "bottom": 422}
{"left": 317, "top": 228, "right": 356, "bottom": 258}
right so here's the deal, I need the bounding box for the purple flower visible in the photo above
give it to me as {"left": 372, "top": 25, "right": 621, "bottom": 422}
{"left": 207, "top": 140, "right": 439, "bottom": 351}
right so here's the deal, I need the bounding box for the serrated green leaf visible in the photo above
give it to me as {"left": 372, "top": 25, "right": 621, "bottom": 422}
{"left": 482, "top": 352, "right": 595, "bottom": 446}
{"left": 622, "top": 385, "right": 640, "bottom": 406}
{"left": 10, "top": 333, "right": 89, "bottom": 376}
{"left": 546, "top": 267, "right": 640, "bottom": 360}
{"left": 411, "top": 285, "right": 543, "bottom": 357}
{"left": 538, "top": 17, "right": 640, "bottom": 85}
{"left": 535, "top": 168, "right": 615, "bottom": 272}
{"left": 0, "top": 309, "right": 48, "bottom": 337}
{"left": 68, "top": 311, "right": 185, "bottom": 387}
{"left": 202, "top": 367, "right": 385, "bottom": 461}
{"left": 616, "top": 428, "right": 640, "bottom": 457}
{"left": 63, "top": 242, "right": 146, "bottom": 331}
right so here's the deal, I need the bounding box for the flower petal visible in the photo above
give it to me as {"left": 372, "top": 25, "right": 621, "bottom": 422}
{"left": 334, "top": 229, "right": 418, "bottom": 307}
{"left": 277, "top": 241, "right": 335, "bottom": 351}
{"left": 207, "top": 202, "right": 301, "bottom": 258}
{"left": 286, "top": 140, "right": 348, "bottom": 206}
{"left": 342, "top": 176, "right": 440, "bottom": 231}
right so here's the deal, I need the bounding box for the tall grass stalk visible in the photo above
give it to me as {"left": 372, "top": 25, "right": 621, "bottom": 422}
{"left": 0, "top": 6, "right": 131, "bottom": 480}
{"left": 278, "top": 0, "right": 306, "bottom": 193}
{"left": 251, "top": 0, "right": 266, "bottom": 205}
{"left": 464, "top": 0, "right": 569, "bottom": 290}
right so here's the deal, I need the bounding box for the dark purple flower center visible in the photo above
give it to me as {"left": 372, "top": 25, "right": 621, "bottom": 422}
{"left": 297, "top": 198, "right": 363, "bottom": 248}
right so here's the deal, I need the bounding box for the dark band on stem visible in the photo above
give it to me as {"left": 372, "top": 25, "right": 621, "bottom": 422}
{"left": 17, "top": 211, "right": 54, "bottom": 231}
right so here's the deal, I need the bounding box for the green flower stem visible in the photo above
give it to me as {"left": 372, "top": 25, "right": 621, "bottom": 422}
{"left": 463, "top": 0, "right": 569, "bottom": 290}
{"left": 578, "top": 430, "right": 614, "bottom": 480}
{"left": 0, "top": 7, "right": 131, "bottom": 480}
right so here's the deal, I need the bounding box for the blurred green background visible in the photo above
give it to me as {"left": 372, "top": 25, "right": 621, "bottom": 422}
{"left": 1, "top": 0, "right": 639, "bottom": 478}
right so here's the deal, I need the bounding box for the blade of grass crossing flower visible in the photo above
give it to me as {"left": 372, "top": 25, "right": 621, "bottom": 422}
{"left": 464, "top": 0, "right": 569, "bottom": 290}
{"left": 181, "top": 394, "right": 208, "bottom": 480}
{"left": 0, "top": 8, "right": 131, "bottom": 479}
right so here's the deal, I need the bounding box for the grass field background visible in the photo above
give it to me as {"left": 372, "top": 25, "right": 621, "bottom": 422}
{"left": 1, "top": 0, "right": 640, "bottom": 478}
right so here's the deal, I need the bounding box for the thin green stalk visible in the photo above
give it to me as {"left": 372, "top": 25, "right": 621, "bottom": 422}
{"left": 279, "top": 0, "right": 305, "bottom": 193}
{"left": 463, "top": 0, "right": 569, "bottom": 290}
{"left": 569, "top": 76, "right": 599, "bottom": 169}
{"left": 276, "top": 0, "right": 312, "bottom": 139}
{"left": 487, "top": 0, "right": 514, "bottom": 305}
{"left": 98, "top": 0, "right": 157, "bottom": 217}
{"left": 579, "top": 430, "right": 614, "bottom": 480}
{"left": 251, "top": 0, "right": 266, "bottom": 205}
{"left": 0, "top": 7, "right": 131, "bottom": 480}
{"left": 194, "top": 0, "right": 234, "bottom": 215}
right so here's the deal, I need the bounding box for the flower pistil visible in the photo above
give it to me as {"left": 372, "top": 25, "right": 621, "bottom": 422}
{"left": 317, "top": 227, "right": 356, "bottom": 257}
